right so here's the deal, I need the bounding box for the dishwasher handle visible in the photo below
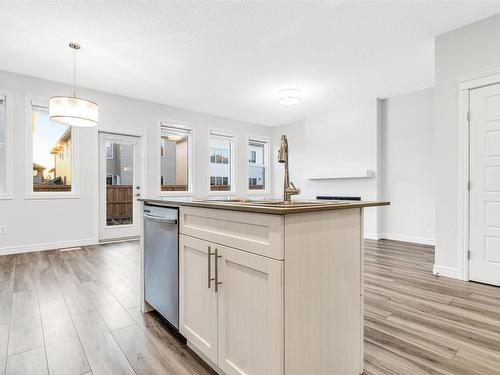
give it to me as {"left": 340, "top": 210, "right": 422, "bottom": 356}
{"left": 143, "top": 213, "right": 178, "bottom": 225}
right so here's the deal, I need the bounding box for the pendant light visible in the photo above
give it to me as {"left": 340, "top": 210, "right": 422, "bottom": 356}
{"left": 49, "top": 42, "right": 99, "bottom": 127}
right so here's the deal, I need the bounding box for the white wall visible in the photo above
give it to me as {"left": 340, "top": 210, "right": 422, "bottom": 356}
{"left": 434, "top": 13, "right": 500, "bottom": 277}
{"left": 272, "top": 93, "right": 436, "bottom": 244}
{"left": 272, "top": 98, "right": 382, "bottom": 237}
{"left": 380, "top": 88, "right": 435, "bottom": 245}
{"left": 0, "top": 70, "right": 272, "bottom": 253}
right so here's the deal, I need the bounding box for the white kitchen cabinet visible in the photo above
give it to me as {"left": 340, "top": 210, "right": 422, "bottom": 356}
{"left": 179, "top": 234, "right": 284, "bottom": 375}
{"left": 218, "top": 246, "right": 283, "bottom": 375}
{"left": 177, "top": 206, "right": 365, "bottom": 375}
{"left": 179, "top": 235, "right": 218, "bottom": 363}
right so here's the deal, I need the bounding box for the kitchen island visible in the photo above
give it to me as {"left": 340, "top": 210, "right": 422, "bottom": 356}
{"left": 140, "top": 198, "right": 389, "bottom": 375}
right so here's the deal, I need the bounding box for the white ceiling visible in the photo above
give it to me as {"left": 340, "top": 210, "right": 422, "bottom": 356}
{"left": 1, "top": 1, "right": 500, "bottom": 126}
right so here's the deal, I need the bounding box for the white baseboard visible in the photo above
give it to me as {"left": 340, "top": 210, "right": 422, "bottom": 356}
{"left": 379, "top": 233, "right": 435, "bottom": 246}
{"left": 0, "top": 238, "right": 96, "bottom": 256}
{"left": 364, "top": 233, "right": 382, "bottom": 240}
{"left": 432, "top": 264, "right": 460, "bottom": 280}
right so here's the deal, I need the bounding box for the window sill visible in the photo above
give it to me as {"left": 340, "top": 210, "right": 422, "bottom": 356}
{"left": 157, "top": 192, "right": 195, "bottom": 198}
{"left": 25, "top": 193, "right": 80, "bottom": 200}
{"left": 208, "top": 191, "right": 237, "bottom": 196}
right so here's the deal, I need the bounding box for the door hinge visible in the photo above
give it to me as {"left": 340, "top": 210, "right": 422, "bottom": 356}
{"left": 467, "top": 181, "right": 471, "bottom": 191}
{"left": 467, "top": 250, "right": 471, "bottom": 260}
{"left": 467, "top": 111, "right": 471, "bottom": 121}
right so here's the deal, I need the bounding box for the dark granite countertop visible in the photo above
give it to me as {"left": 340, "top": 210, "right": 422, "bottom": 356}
{"left": 139, "top": 197, "right": 390, "bottom": 215}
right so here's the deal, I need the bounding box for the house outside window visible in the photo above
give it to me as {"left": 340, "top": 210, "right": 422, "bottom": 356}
{"left": 249, "top": 150, "right": 256, "bottom": 163}
{"left": 210, "top": 148, "right": 229, "bottom": 164}
{"left": 30, "top": 102, "right": 74, "bottom": 194}
{"left": 248, "top": 138, "right": 268, "bottom": 191}
{"left": 160, "top": 122, "right": 192, "bottom": 193}
{"left": 209, "top": 130, "right": 235, "bottom": 192}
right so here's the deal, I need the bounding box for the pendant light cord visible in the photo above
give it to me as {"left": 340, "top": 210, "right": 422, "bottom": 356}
{"left": 73, "top": 45, "right": 76, "bottom": 98}
{"left": 69, "top": 42, "right": 80, "bottom": 98}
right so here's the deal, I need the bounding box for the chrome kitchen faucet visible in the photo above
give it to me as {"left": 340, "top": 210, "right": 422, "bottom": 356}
{"left": 278, "top": 135, "right": 300, "bottom": 202}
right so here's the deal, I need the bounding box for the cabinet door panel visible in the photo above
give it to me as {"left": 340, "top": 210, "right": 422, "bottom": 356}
{"left": 179, "top": 235, "right": 218, "bottom": 363}
{"left": 217, "top": 246, "right": 284, "bottom": 375}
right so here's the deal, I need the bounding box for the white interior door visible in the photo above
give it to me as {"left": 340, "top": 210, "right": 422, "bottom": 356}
{"left": 99, "top": 132, "right": 142, "bottom": 241}
{"left": 469, "top": 83, "right": 500, "bottom": 286}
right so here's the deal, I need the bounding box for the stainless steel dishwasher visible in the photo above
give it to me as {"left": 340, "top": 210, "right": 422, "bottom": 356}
{"left": 143, "top": 204, "right": 179, "bottom": 330}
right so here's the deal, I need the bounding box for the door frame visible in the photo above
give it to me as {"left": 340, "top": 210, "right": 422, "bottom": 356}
{"left": 93, "top": 126, "right": 148, "bottom": 243}
{"left": 457, "top": 68, "right": 500, "bottom": 281}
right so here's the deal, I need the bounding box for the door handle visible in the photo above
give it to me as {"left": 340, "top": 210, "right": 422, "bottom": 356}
{"left": 214, "top": 248, "right": 222, "bottom": 293}
{"left": 208, "top": 246, "right": 215, "bottom": 288}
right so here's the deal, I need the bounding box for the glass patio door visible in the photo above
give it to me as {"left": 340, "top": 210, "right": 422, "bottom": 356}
{"left": 98, "top": 132, "right": 142, "bottom": 241}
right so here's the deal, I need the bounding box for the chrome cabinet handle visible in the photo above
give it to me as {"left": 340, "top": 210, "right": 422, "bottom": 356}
{"left": 208, "top": 246, "right": 215, "bottom": 288}
{"left": 214, "top": 248, "right": 222, "bottom": 293}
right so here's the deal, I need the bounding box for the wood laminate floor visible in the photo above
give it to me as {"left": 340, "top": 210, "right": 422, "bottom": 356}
{"left": 0, "top": 239, "right": 499, "bottom": 375}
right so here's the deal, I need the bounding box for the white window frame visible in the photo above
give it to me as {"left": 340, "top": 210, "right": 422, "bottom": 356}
{"left": 158, "top": 120, "right": 194, "bottom": 197}
{"left": 208, "top": 129, "right": 236, "bottom": 196}
{"left": 25, "top": 96, "right": 80, "bottom": 199}
{"left": 247, "top": 135, "right": 270, "bottom": 195}
{"left": 0, "top": 90, "right": 13, "bottom": 199}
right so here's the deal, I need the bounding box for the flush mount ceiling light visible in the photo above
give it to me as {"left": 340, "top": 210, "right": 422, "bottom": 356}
{"left": 49, "top": 42, "right": 99, "bottom": 127}
{"left": 277, "top": 88, "right": 301, "bottom": 106}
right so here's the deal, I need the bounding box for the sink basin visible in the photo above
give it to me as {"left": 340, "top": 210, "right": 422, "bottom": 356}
{"left": 196, "top": 198, "right": 254, "bottom": 203}
{"left": 247, "top": 200, "right": 345, "bottom": 207}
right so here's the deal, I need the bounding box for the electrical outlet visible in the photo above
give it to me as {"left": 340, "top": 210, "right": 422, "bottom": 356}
{"left": 0, "top": 226, "right": 6, "bottom": 234}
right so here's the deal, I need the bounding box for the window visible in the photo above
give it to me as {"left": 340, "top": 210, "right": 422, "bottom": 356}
{"left": 210, "top": 176, "right": 230, "bottom": 187}
{"left": 106, "top": 142, "right": 114, "bottom": 159}
{"left": 31, "top": 102, "right": 73, "bottom": 193}
{"left": 248, "top": 138, "right": 268, "bottom": 191}
{"left": 249, "top": 150, "right": 256, "bottom": 164}
{"left": 209, "top": 130, "right": 234, "bottom": 192}
{"left": 160, "top": 122, "right": 192, "bottom": 193}
{"left": 210, "top": 148, "right": 229, "bottom": 164}
{"left": 0, "top": 94, "right": 6, "bottom": 196}
{"left": 106, "top": 174, "right": 113, "bottom": 185}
